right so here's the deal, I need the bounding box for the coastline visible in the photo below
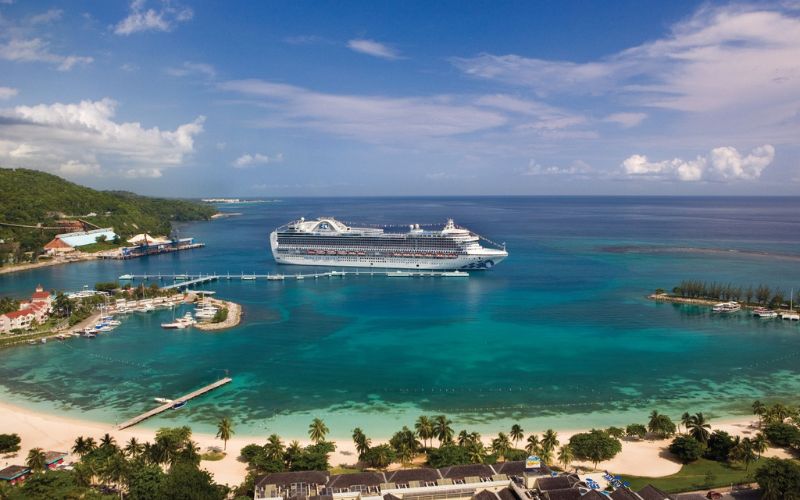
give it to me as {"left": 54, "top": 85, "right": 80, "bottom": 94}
{"left": 648, "top": 293, "right": 796, "bottom": 313}
{"left": 0, "top": 254, "right": 98, "bottom": 276}
{"left": 1, "top": 400, "right": 791, "bottom": 487}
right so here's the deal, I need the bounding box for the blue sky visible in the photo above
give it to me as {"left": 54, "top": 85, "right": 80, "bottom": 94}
{"left": 1, "top": 0, "right": 799, "bottom": 196}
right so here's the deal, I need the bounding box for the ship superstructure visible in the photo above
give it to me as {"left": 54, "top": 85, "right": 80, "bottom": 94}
{"left": 270, "top": 217, "right": 507, "bottom": 270}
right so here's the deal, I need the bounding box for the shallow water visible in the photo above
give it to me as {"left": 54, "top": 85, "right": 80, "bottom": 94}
{"left": 1, "top": 197, "right": 800, "bottom": 438}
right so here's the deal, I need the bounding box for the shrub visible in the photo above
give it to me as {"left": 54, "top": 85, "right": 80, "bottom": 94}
{"left": 427, "top": 444, "right": 472, "bottom": 468}
{"left": 763, "top": 422, "right": 800, "bottom": 448}
{"left": 0, "top": 433, "right": 21, "bottom": 453}
{"left": 668, "top": 435, "right": 706, "bottom": 463}
{"left": 568, "top": 429, "right": 622, "bottom": 469}
{"left": 625, "top": 424, "right": 647, "bottom": 440}
{"left": 704, "top": 431, "right": 735, "bottom": 462}
{"left": 363, "top": 444, "right": 396, "bottom": 469}
{"left": 755, "top": 458, "right": 800, "bottom": 500}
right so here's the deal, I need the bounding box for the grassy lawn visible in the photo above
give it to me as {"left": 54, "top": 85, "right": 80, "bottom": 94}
{"left": 200, "top": 451, "right": 226, "bottom": 461}
{"left": 622, "top": 458, "right": 755, "bottom": 493}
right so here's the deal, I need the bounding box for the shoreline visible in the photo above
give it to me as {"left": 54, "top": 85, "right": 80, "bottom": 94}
{"left": 648, "top": 293, "right": 797, "bottom": 313}
{"left": 193, "top": 298, "right": 242, "bottom": 331}
{"left": 0, "top": 254, "right": 98, "bottom": 276}
{"left": 1, "top": 399, "right": 790, "bottom": 487}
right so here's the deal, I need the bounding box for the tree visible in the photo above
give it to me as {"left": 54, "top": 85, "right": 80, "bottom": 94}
{"left": 764, "top": 422, "right": 800, "bottom": 447}
{"left": 390, "top": 426, "right": 420, "bottom": 462}
{"left": 158, "top": 460, "right": 225, "bottom": 500}
{"left": 752, "top": 432, "right": 769, "bottom": 459}
{"left": 124, "top": 437, "right": 144, "bottom": 458}
{"left": 491, "top": 433, "right": 511, "bottom": 459}
{"left": 539, "top": 447, "right": 553, "bottom": 466}
{"left": 216, "top": 416, "right": 234, "bottom": 451}
{"left": 541, "top": 429, "right": 559, "bottom": 453}
{"left": 729, "top": 438, "right": 757, "bottom": 470}
{"left": 668, "top": 435, "right": 706, "bottom": 463}
{"left": 0, "top": 433, "right": 21, "bottom": 453}
{"left": 755, "top": 458, "right": 800, "bottom": 500}
{"left": 415, "top": 416, "right": 434, "bottom": 448}
{"left": 557, "top": 445, "right": 574, "bottom": 472}
{"left": 100, "top": 433, "right": 117, "bottom": 450}
{"left": 26, "top": 447, "right": 47, "bottom": 472}
{"left": 427, "top": 444, "right": 472, "bottom": 468}
{"left": 647, "top": 411, "right": 677, "bottom": 439}
{"left": 363, "top": 444, "right": 396, "bottom": 469}
{"left": 457, "top": 430, "right": 470, "bottom": 447}
{"left": 753, "top": 400, "right": 767, "bottom": 427}
{"left": 128, "top": 463, "right": 165, "bottom": 500}
{"left": 433, "top": 415, "right": 454, "bottom": 446}
{"left": 510, "top": 424, "right": 524, "bottom": 449}
{"left": 308, "top": 418, "right": 329, "bottom": 443}
{"left": 352, "top": 428, "right": 371, "bottom": 460}
{"left": 687, "top": 412, "right": 712, "bottom": 444}
{"left": 680, "top": 412, "right": 692, "bottom": 434}
{"left": 467, "top": 441, "right": 486, "bottom": 464}
{"left": 568, "top": 430, "right": 622, "bottom": 470}
{"left": 625, "top": 424, "right": 647, "bottom": 440}
{"left": 605, "top": 427, "right": 625, "bottom": 439}
{"left": 265, "top": 434, "right": 285, "bottom": 462}
{"left": 704, "top": 430, "right": 736, "bottom": 462}
{"left": 525, "top": 434, "right": 540, "bottom": 455}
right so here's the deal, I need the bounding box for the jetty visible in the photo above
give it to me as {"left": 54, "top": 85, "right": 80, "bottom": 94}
{"left": 117, "top": 377, "right": 232, "bottom": 430}
{"left": 118, "top": 270, "right": 469, "bottom": 282}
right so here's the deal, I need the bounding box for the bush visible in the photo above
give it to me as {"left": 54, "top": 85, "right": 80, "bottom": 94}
{"left": 212, "top": 307, "right": 229, "bottom": 323}
{"left": 605, "top": 427, "right": 625, "bottom": 439}
{"left": 754, "top": 458, "right": 800, "bottom": 500}
{"left": 94, "top": 281, "right": 118, "bottom": 292}
{"left": 503, "top": 448, "right": 527, "bottom": 461}
{"left": 427, "top": 444, "right": 472, "bottom": 468}
{"left": 703, "top": 431, "right": 735, "bottom": 462}
{"left": 0, "top": 433, "right": 21, "bottom": 453}
{"left": 668, "top": 435, "right": 706, "bottom": 463}
{"left": 764, "top": 422, "right": 800, "bottom": 448}
{"left": 625, "top": 424, "right": 647, "bottom": 440}
{"left": 568, "top": 429, "right": 622, "bottom": 469}
{"left": 363, "top": 444, "right": 396, "bottom": 469}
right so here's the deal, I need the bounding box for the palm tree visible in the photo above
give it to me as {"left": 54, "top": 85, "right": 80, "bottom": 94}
{"left": 730, "top": 438, "right": 757, "bottom": 470}
{"left": 85, "top": 437, "right": 97, "bottom": 453}
{"left": 309, "top": 418, "right": 329, "bottom": 443}
{"left": 680, "top": 412, "right": 692, "bottom": 434}
{"left": 687, "top": 413, "right": 711, "bottom": 444}
{"left": 100, "top": 433, "right": 116, "bottom": 449}
{"left": 525, "top": 434, "right": 540, "bottom": 455}
{"left": 557, "top": 445, "right": 574, "bottom": 472}
{"left": 72, "top": 436, "right": 93, "bottom": 457}
{"left": 352, "top": 428, "right": 371, "bottom": 460}
{"left": 542, "top": 429, "right": 559, "bottom": 453}
{"left": 433, "top": 415, "right": 454, "bottom": 446}
{"left": 397, "top": 443, "right": 414, "bottom": 465}
{"left": 752, "top": 432, "right": 768, "bottom": 459}
{"left": 491, "top": 432, "right": 511, "bottom": 459}
{"left": 415, "top": 416, "right": 434, "bottom": 448}
{"left": 285, "top": 440, "right": 302, "bottom": 469}
{"left": 216, "top": 416, "right": 234, "bottom": 451}
{"left": 457, "top": 430, "right": 470, "bottom": 447}
{"left": 467, "top": 441, "right": 485, "bottom": 464}
{"left": 26, "top": 448, "right": 47, "bottom": 472}
{"left": 265, "top": 434, "right": 285, "bottom": 461}
{"left": 510, "top": 424, "right": 524, "bottom": 449}
{"left": 539, "top": 447, "right": 553, "bottom": 466}
{"left": 752, "top": 400, "right": 766, "bottom": 427}
{"left": 124, "top": 437, "right": 143, "bottom": 458}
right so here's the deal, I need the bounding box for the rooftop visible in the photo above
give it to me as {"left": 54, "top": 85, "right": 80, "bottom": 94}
{"left": 0, "top": 465, "right": 30, "bottom": 480}
{"left": 438, "top": 463, "right": 496, "bottom": 480}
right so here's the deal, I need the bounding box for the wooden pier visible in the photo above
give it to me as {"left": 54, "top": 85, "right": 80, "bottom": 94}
{"left": 117, "top": 377, "right": 232, "bottom": 430}
{"left": 160, "top": 275, "right": 219, "bottom": 291}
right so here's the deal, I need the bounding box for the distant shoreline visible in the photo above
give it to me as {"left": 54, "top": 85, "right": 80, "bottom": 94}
{"left": 0, "top": 254, "right": 98, "bottom": 276}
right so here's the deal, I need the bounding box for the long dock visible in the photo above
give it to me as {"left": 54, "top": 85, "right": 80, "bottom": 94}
{"left": 119, "top": 270, "right": 469, "bottom": 282}
{"left": 117, "top": 377, "right": 232, "bottom": 430}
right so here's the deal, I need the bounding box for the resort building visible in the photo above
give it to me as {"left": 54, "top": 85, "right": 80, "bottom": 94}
{"left": 253, "top": 463, "right": 675, "bottom": 500}
{"left": 0, "top": 285, "right": 53, "bottom": 334}
{"left": 43, "top": 228, "right": 118, "bottom": 254}
{"left": 0, "top": 465, "right": 31, "bottom": 486}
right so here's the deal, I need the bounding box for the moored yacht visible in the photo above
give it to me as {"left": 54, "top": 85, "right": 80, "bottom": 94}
{"left": 712, "top": 301, "right": 741, "bottom": 313}
{"left": 753, "top": 307, "right": 778, "bottom": 318}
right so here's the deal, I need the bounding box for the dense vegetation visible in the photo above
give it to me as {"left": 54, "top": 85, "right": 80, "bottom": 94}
{"left": 0, "top": 168, "right": 215, "bottom": 261}
{"left": 669, "top": 280, "right": 796, "bottom": 308}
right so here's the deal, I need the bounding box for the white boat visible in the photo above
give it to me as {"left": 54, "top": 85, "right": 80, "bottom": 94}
{"left": 296, "top": 275, "right": 305, "bottom": 280}
{"left": 241, "top": 275, "right": 257, "bottom": 281}
{"left": 712, "top": 301, "right": 741, "bottom": 313}
{"left": 98, "top": 326, "right": 114, "bottom": 332}
{"left": 174, "top": 274, "right": 188, "bottom": 280}
{"left": 781, "top": 312, "right": 800, "bottom": 321}
{"left": 195, "top": 309, "right": 217, "bottom": 320}
{"left": 753, "top": 307, "right": 778, "bottom": 318}
{"left": 161, "top": 312, "right": 196, "bottom": 329}
{"left": 107, "top": 320, "right": 122, "bottom": 326}
{"left": 387, "top": 271, "right": 412, "bottom": 277}
{"left": 118, "top": 274, "right": 133, "bottom": 280}
{"left": 441, "top": 271, "right": 469, "bottom": 277}
{"left": 330, "top": 271, "right": 346, "bottom": 277}
{"left": 266, "top": 274, "right": 285, "bottom": 281}
{"left": 154, "top": 397, "right": 174, "bottom": 404}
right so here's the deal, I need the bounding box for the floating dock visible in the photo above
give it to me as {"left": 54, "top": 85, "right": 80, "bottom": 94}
{"left": 119, "top": 270, "right": 469, "bottom": 282}
{"left": 117, "top": 377, "right": 232, "bottom": 430}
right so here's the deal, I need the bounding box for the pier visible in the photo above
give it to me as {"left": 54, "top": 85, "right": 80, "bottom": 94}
{"left": 119, "top": 270, "right": 469, "bottom": 282}
{"left": 117, "top": 377, "right": 232, "bottom": 430}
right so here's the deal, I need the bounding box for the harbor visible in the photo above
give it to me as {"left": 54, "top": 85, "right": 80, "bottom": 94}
{"left": 116, "top": 377, "right": 233, "bottom": 430}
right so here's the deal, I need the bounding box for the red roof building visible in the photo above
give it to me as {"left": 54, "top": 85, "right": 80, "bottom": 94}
{"left": 43, "top": 237, "right": 75, "bottom": 254}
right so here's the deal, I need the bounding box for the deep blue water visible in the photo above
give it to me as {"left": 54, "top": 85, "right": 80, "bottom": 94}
{"left": 1, "top": 197, "right": 800, "bottom": 438}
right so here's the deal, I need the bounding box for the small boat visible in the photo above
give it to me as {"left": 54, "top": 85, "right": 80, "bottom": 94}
{"left": 330, "top": 271, "right": 345, "bottom": 277}
{"left": 118, "top": 274, "right": 134, "bottom": 280}
{"left": 98, "top": 326, "right": 114, "bottom": 332}
{"left": 753, "top": 307, "right": 778, "bottom": 318}
{"left": 441, "top": 271, "right": 469, "bottom": 277}
{"left": 241, "top": 275, "right": 257, "bottom": 281}
{"left": 266, "top": 274, "right": 285, "bottom": 281}
{"left": 712, "top": 301, "right": 741, "bottom": 313}
{"left": 296, "top": 275, "right": 305, "bottom": 280}
{"left": 781, "top": 312, "right": 800, "bottom": 321}
{"left": 82, "top": 332, "right": 96, "bottom": 338}
{"left": 28, "top": 339, "right": 37, "bottom": 345}
{"left": 174, "top": 274, "right": 188, "bottom": 280}
{"left": 387, "top": 271, "right": 412, "bottom": 277}
{"left": 171, "top": 401, "right": 187, "bottom": 409}
{"left": 154, "top": 397, "right": 174, "bottom": 404}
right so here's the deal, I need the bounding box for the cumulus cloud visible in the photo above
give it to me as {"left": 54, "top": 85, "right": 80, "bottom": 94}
{"left": 0, "top": 38, "right": 93, "bottom": 70}
{"left": 0, "top": 98, "right": 204, "bottom": 178}
{"left": 114, "top": 0, "right": 193, "bottom": 35}
{"left": 29, "top": 9, "right": 63, "bottom": 25}
{"left": 347, "top": 39, "right": 402, "bottom": 60}
{"left": 604, "top": 112, "right": 647, "bottom": 128}
{"left": 621, "top": 145, "right": 775, "bottom": 182}
{"left": 218, "top": 79, "right": 507, "bottom": 142}
{"left": 523, "top": 159, "right": 593, "bottom": 177}
{"left": 233, "top": 152, "right": 283, "bottom": 168}
{"left": 0, "top": 87, "right": 18, "bottom": 100}
{"left": 58, "top": 159, "right": 101, "bottom": 177}
{"left": 165, "top": 61, "right": 216, "bottom": 78}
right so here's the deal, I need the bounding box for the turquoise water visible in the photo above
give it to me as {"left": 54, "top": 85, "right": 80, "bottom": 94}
{"left": 1, "top": 197, "right": 800, "bottom": 439}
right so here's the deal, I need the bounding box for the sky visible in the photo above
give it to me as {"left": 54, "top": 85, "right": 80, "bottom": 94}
{"left": 1, "top": 0, "right": 799, "bottom": 197}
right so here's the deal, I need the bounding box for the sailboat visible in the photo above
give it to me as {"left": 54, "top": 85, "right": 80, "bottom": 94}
{"left": 781, "top": 288, "right": 800, "bottom": 321}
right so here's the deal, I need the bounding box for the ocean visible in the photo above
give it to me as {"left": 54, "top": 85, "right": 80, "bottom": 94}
{"left": 1, "top": 196, "right": 800, "bottom": 439}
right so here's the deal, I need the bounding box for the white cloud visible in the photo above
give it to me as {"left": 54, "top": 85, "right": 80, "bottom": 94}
{"left": 58, "top": 159, "right": 101, "bottom": 177}
{"left": 233, "top": 152, "right": 283, "bottom": 168}
{"left": 347, "top": 39, "right": 402, "bottom": 60}
{"left": 165, "top": 61, "right": 216, "bottom": 78}
{"left": 523, "top": 159, "right": 593, "bottom": 177}
{"left": 0, "top": 38, "right": 93, "bottom": 70}
{"left": 120, "top": 62, "right": 138, "bottom": 72}
{"left": 0, "top": 87, "right": 18, "bottom": 100}
{"left": 219, "top": 79, "right": 508, "bottom": 142}
{"left": 0, "top": 98, "right": 204, "bottom": 178}
{"left": 621, "top": 145, "right": 775, "bottom": 182}
{"left": 29, "top": 9, "right": 63, "bottom": 25}
{"left": 123, "top": 167, "right": 163, "bottom": 178}
{"left": 114, "top": 0, "right": 193, "bottom": 35}
{"left": 604, "top": 112, "right": 647, "bottom": 128}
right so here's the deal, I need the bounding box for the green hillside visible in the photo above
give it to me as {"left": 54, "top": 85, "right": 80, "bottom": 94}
{"left": 0, "top": 168, "right": 216, "bottom": 258}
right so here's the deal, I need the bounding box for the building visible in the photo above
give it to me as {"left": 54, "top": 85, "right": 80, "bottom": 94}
{"left": 44, "top": 451, "right": 68, "bottom": 470}
{"left": 43, "top": 228, "right": 118, "bottom": 253}
{"left": 0, "top": 465, "right": 31, "bottom": 486}
{"left": 43, "top": 237, "right": 76, "bottom": 255}
{"left": 0, "top": 285, "right": 53, "bottom": 334}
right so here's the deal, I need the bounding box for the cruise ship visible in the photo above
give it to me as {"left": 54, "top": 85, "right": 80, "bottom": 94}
{"left": 270, "top": 217, "right": 508, "bottom": 270}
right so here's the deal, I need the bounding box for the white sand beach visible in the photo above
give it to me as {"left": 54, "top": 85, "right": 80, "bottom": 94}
{"left": 1, "top": 400, "right": 787, "bottom": 488}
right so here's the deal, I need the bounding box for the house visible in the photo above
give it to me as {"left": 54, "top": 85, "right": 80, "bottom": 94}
{"left": 0, "top": 465, "right": 31, "bottom": 485}
{"left": 43, "top": 228, "right": 118, "bottom": 252}
{"left": 0, "top": 286, "right": 52, "bottom": 334}
{"left": 43, "top": 237, "right": 76, "bottom": 255}
{"left": 44, "top": 451, "right": 68, "bottom": 469}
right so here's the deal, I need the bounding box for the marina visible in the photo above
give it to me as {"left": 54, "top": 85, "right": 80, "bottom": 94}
{"left": 116, "top": 377, "right": 233, "bottom": 430}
